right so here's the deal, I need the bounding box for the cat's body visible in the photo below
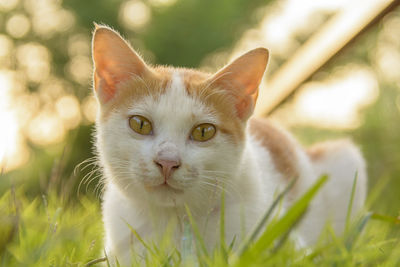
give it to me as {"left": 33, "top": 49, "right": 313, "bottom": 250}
{"left": 91, "top": 26, "right": 367, "bottom": 265}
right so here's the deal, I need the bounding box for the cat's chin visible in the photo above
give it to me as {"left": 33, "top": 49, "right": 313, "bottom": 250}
{"left": 143, "top": 183, "right": 186, "bottom": 207}
{"left": 144, "top": 183, "right": 184, "bottom": 194}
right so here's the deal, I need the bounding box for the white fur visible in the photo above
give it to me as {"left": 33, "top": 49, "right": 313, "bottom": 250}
{"left": 295, "top": 140, "right": 367, "bottom": 245}
{"left": 97, "top": 71, "right": 367, "bottom": 265}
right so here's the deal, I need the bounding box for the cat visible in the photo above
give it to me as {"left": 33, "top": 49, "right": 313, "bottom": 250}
{"left": 91, "top": 25, "right": 367, "bottom": 265}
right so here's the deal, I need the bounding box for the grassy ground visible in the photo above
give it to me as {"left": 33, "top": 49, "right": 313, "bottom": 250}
{"left": 1, "top": 176, "right": 399, "bottom": 266}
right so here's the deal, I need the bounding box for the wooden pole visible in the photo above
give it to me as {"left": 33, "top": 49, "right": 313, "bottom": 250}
{"left": 255, "top": 0, "right": 400, "bottom": 117}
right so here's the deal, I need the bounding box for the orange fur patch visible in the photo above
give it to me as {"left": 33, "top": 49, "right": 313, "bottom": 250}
{"left": 181, "top": 69, "right": 246, "bottom": 144}
{"left": 92, "top": 27, "right": 147, "bottom": 103}
{"left": 307, "top": 139, "right": 352, "bottom": 162}
{"left": 98, "top": 67, "right": 172, "bottom": 121}
{"left": 249, "top": 118, "right": 299, "bottom": 179}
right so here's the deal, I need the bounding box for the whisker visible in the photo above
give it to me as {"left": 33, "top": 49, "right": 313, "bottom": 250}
{"left": 94, "top": 178, "right": 105, "bottom": 199}
{"left": 78, "top": 167, "right": 100, "bottom": 197}
{"left": 200, "top": 176, "right": 240, "bottom": 196}
{"left": 74, "top": 156, "right": 98, "bottom": 175}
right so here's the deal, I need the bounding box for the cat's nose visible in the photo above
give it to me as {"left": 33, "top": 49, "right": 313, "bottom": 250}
{"left": 154, "top": 159, "right": 181, "bottom": 181}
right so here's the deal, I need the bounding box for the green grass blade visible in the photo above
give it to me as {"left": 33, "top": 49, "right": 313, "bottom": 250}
{"left": 345, "top": 212, "right": 372, "bottom": 250}
{"left": 85, "top": 256, "right": 107, "bottom": 266}
{"left": 181, "top": 220, "right": 193, "bottom": 263}
{"left": 237, "top": 178, "right": 297, "bottom": 256}
{"left": 123, "top": 220, "right": 156, "bottom": 257}
{"left": 104, "top": 249, "right": 111, "bottom": 267}
{"left": 345, "top": 172, "right": 358, "bottom": 233}
{"left": 184, "top": 204, "right": 209, "bottom": 258}
{"left": 244, "top": 175, "right": 329, "bottom": 257}
{"left": 371, "top": 213, "right": 400, "bottom": 225}
{"left": 365, "top": 174, "right": 390, "bottom": 210}
{"left": 229, "top": 235, "right": 237, "bottom": 251}
{"left": 219, "top": 189, "right": 227, "bottom": 261}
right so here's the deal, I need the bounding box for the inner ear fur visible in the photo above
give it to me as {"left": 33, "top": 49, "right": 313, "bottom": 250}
{"left": 210, "top": 48, "right": 269, "bottom": 120}
{"left": 92, "top": 25, "right": 151, "bottom": 103}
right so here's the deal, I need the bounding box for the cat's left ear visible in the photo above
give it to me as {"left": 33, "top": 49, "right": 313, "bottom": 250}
{"left": 211, "top": 48, "right": 269, "bottom": 120}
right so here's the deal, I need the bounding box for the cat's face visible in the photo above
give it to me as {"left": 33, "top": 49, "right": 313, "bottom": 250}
{"left": 97, "top": 70, "right": 244, "bottom": 207}
{"left": 92, "top": 26, "right": 268, "bottom": 207}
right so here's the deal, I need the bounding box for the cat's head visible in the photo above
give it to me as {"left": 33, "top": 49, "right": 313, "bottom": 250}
{"left": 92, "top": 25, "right": 268, "bottom": 208}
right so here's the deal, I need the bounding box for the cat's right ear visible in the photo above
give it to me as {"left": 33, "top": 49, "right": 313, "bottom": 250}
{"left": 208, "top": 48, "right": 269, "bottom": 121}
{"left": 92, "top": 25, "right": 150, "bottom": 103}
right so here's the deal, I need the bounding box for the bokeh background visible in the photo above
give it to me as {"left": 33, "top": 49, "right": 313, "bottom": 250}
{"left": 1, "top": 0, "right": 399, "bottom": 217}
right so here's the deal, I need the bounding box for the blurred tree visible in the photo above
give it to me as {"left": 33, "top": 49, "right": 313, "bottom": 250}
{"left": 64, "top": 0, "right": 271, "bottom": 67}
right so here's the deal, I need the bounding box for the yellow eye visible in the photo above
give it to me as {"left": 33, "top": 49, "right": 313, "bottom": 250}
{"left": 191, "top": 123, "right": 216, "bottom": 142}
{"left": 129, "top": 115, "right": 153, "bottom": 135}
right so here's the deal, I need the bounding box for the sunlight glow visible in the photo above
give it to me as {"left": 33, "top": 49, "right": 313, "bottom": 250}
{"left": 148, "top": 0, "right": 177, "bottom": 7}
{"left": 0, "top": 35, "right": 13, "bottom": 58}
{"left": 0, "top": 72, "right": 16, "bottom": 163}
{"left": 24, "top": 0, "right": 75, "bottom": 36}
{"left": 82, "top": 96, "right": 98, "bottom": 123}
{"left": 0, "top": 71, "right": 29, "bottom": 171}
{"left": 33, "top": 9, "right": 75, "bottom": 35}
{"left": 39, "top": 78, "right": 65, "bottom": 100}
{"left": 375, "top": 14, "right": 400, "bottom": 84}
{"left": 0, "top": 0, "right": 18, "bottom": 11}
{"left": 231, "top": 0, "right": 348, "bottom": 60}
{"left": 14, "top": 93, "right": 40, "bottom": 127}
{"left": 396, "top": 95, "right": 400, "bottom": 114}
{"left": 120, "top": 0, "right": 151, "bottom": 30}
{"left": 376, "top": 44, "right": 400, "bottom": 82}
{"left": 0, "top": 0, "right": 77, "bottom": 172}
{"left": 6, "top": 13, "right": 31, "bottom": 38}
{"left": 56, "top": 95, "right": 82, "bottom": 130}
{"left": 16, "top": 43, "right": 51, "bottom": 83}
{"left": 28, "top": 109, "right": 66, "bottom": 146}
{"left": 68, "top": 34, "right": 90, "bottom": 57}
{"left": 273, "top": 67, "right": 378, "bottom": 129}
{"left": 67, "top": 55, "right": 92, "bottom": 84}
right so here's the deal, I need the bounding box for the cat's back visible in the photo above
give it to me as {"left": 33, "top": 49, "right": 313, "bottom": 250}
{"left": 247, "top": 117, "right": 303, "bottom": 181}
{"left": 247, "top": 118, "right": 367, "bottom": 246}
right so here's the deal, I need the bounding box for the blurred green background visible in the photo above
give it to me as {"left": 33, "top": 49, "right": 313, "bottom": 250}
{"left": 1, "top": 0, "right": 400, "bottom": 265}
{"left": 0, "top": 0, "right": 399, "bottom": 219}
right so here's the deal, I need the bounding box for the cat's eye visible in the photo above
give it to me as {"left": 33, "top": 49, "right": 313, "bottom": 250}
{"left": 190, "top": 123, "right": 216, "bottom": 142}
{"left": 129, "top": 115, "right": 153, "bottom": 135}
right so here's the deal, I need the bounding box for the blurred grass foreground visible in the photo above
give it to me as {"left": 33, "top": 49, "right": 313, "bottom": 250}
{"left": 1, "top": 0, "right": 400, "bottom": 265}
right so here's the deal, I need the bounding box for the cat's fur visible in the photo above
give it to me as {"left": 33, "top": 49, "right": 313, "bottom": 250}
{"left": 91, "top": 25, "right": 367, "bottom": 265}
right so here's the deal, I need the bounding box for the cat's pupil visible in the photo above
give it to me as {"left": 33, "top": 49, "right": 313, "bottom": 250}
{"left": 201, "top": 127, "right": 205, "bottom": 137}
{"left": 140, "top": 120, "right": 144, "bottom": 129}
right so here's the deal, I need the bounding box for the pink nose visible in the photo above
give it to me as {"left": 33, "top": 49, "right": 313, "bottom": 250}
{"left": 154, "top": 159, "right": 180, "bottom": 181}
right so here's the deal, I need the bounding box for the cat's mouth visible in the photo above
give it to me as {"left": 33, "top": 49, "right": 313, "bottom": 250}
{"left": 145, "top": 183, "right": 184, "bottom": 194}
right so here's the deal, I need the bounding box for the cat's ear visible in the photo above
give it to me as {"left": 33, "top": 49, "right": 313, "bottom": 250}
{"left": 211, "top": 48, "right": 269, "bottom": 120}
{"left": 92, "top": 25, "right": 150, "bottom": 103}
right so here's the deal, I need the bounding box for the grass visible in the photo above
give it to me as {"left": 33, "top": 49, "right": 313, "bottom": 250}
{"left": 1, "top": 176, "right": 400, "bottom": 266}
{"left": 0, "top": 188, "right": 103, "bottom": 266}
